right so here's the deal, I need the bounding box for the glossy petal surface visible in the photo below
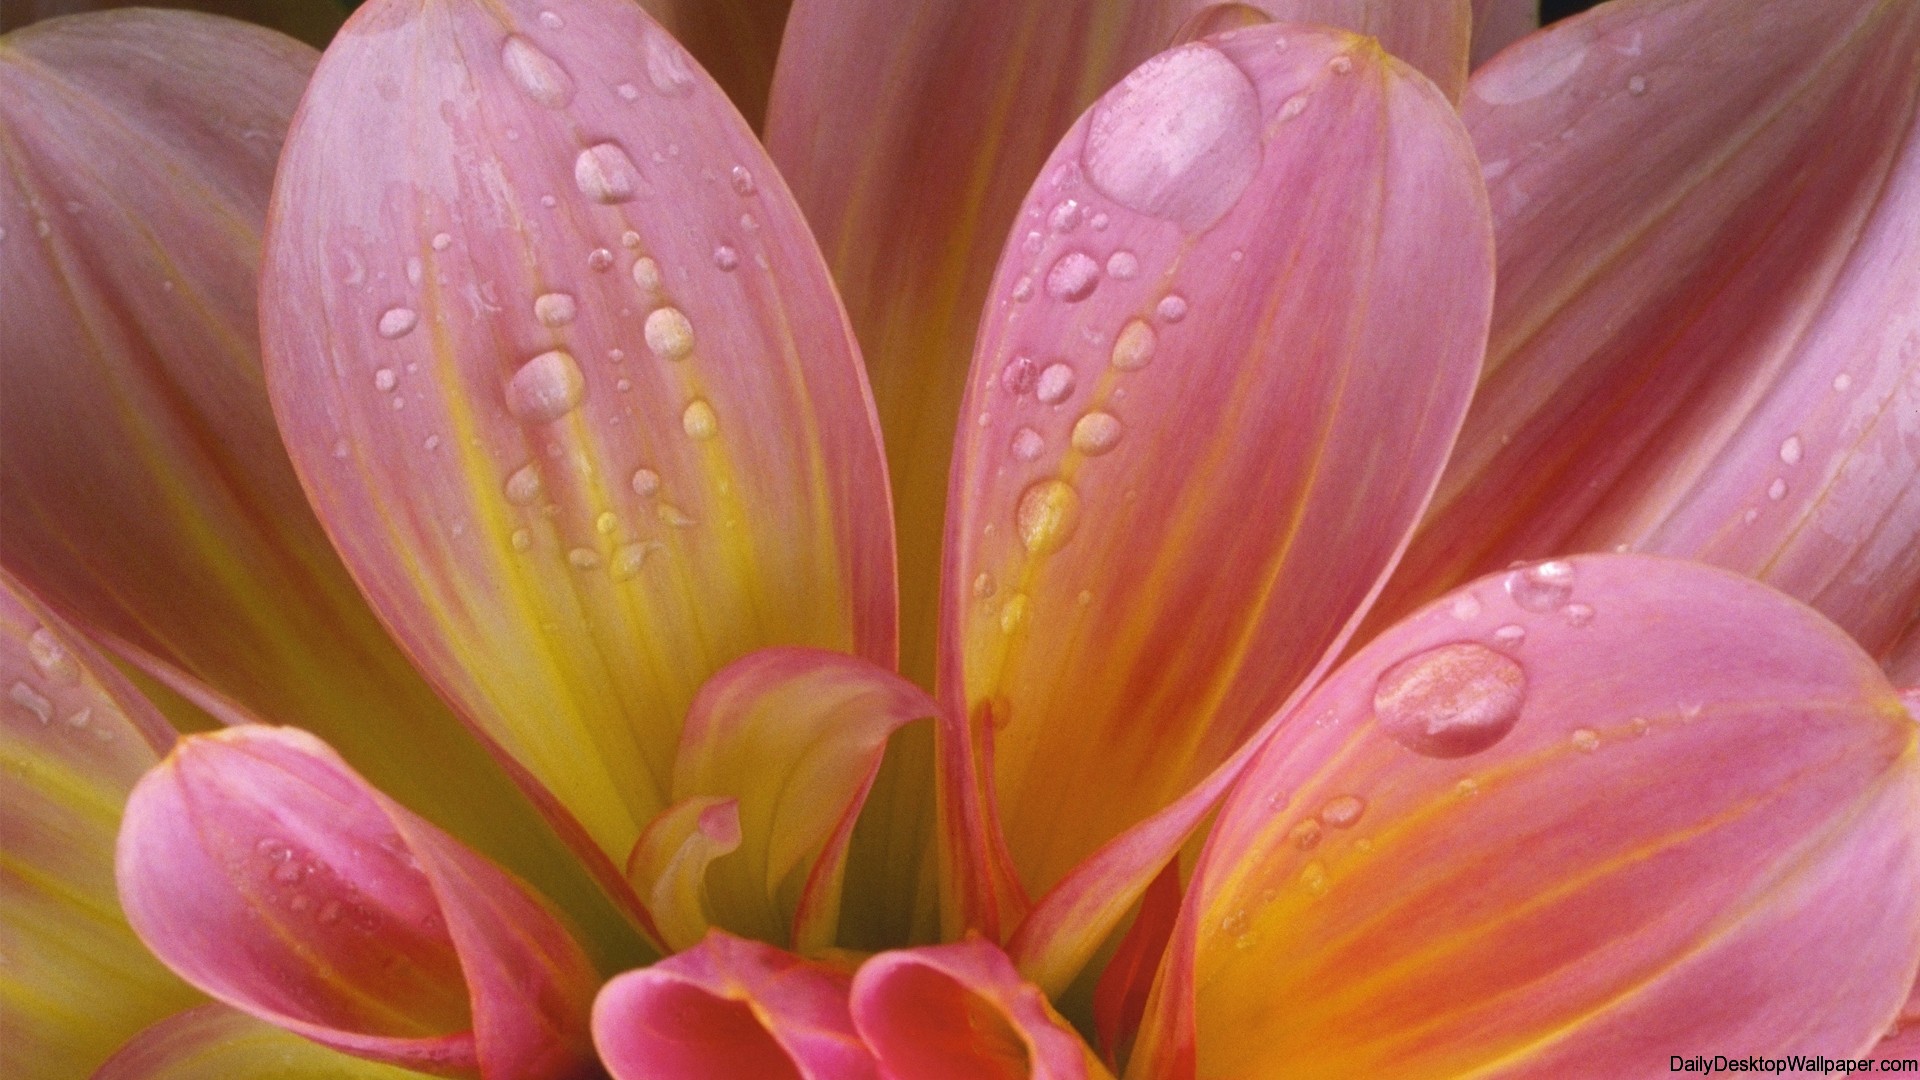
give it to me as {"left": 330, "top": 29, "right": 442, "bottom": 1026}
{"left": 1132, "top": 556, "right": 1920, "bottom": 1078}
{"left": 940, "top": 25, "right": 1493, "bottom": 920}
{"left": 260, "top": 0, "right": 895, "bottom": 903}
{"left": 1375, "top": 0, "right": 1920, "bottom": 657}
{"left": 593, "top": 931, "right": 875, "bottom": 1080}
{"left": 117, "top": 726, "right": 599, "bottom": 1079}
{"left": 0, "top": 574, "right": 197, "bottom": 1080}
{"left": 0, "top": 10, "right": 618, "bottom": 953}
{"left": 94, "top": 1005, "right": 436, "bottom": 1080}
{"left": 853, "top": 938, "right": 1112, "bottom": 1080}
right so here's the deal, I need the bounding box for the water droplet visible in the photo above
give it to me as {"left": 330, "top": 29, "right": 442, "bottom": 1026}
{"left": 1045, "top": 251, "right": 1101, "bottom": 302}
{"left": 533, "top": 292, "right": 577, "bottom": 327}
{"left": 645, "top": 32, "right": 696, "bottom": 95}
{"left": 1049, "top": 199, "right": 1084, "bottom": 232}
{"left": 538, "top": 9, "right": 564, "bottom": 29}
{"left": 1279, "top": 92, "right": 1309, "bottom": 121}
{"left": 1299, "top": 860, "right": 1329, "bottom": 896}
{"left": 27, "top": 628, "right": 81, "bottom": 685}
{"left": 611, "top": 542, "right": 653, "bottom": 580}
{"left": 1289, "top": 818, "right": 1322, "bottom": 850}
{"left": 1833, "top": 372, "right": 1853, "bottom": 392}
{"left": 729, "top": 165, "right": 757, "bottom": 195}
{"left": 632, "top": 257, "right": 662, "bottom": 291}
{"left": 1768, "top": 477, "right": 1788, "bottom": 501}
{"left": 712, "top": 245, "right": 739, "bottom": 271}
{"left": 999, "top": 593, "right": 1030, "bottom": 634}
{"left": 510, "top": 528, "right": 532, "bottom": 551}
{"left": 1106, "top": 250, "right": 1139, "bottom": 279}
{"left": 1320, "top": 794, "right": 1366, "bottom": 828}
{"left": 588, "top": 248, "right": 614, "bottom": 271}
{"left": 506, "top": 350, "right": 586, "bottom": 423}
{"left": 1778, "top": 435, "right": 1803, "bottom": 465}
{"left": 1450, "top": 593, "right": 1482, "bottom": 620}
{"left": 1011, "top": 426, "right": 1045, "bottom": 462}
{"left": 972, "top": 573, "right": 996, "bottom": 599}
{"left": 1627, "top": 74, "right": 1647, "bottom": 96}
{"left": 1373, "top": 641, "right": 1527, "bottom": 758}
{"left": 1083, "top": 43, "right": 1261, "bottom": 232}
{"left": 1562, "top": 602, "right": 1594, "bottom": 627}
{"left": 1220, "top": 909, "right": 1249, "bottom": 936}
{"left": 568, "top": 548, "right": 601, "bottom": 569}
{"left": 1111, "top": 318, "right": 1157, "bottom": 370}
{"left": 1455, "top": 777, "right": 1481, "bottom": 798}
{"left": 658, "top": 504, "right": 696, "bottom": 528}
{"left": 1492, "top": 623, "right": 1526, "bottom": 646}
{"left": 645, "top": 307, "right": 695, "bottom": 360}
{"left": 617, "top": 82, "right": 640, "bottom": 101}
{"left": 500, "top": 35, "right": 574, "bottom": 108}
{"left": 1000, "top": 355, "right": 1037, "bottom": 396}
{"left": 595, "top": 511, "right": 618, "bottom": 535}
{"left": 1016, "top": 479, "right": 1081, "bottom": 554}
{"left": 377, "top": 307, "right": 418, "bottom": 339}
{"left": 631, "top": 468, "right": 660, "bottom": 496}
{"left": 1565, "top": 727, "right": 1601, "bottom": 753}
{"left": 9, "top": 682, "right": 52, "bottom": 724}
{"left": 1505, "top": 560, "right": 1574, "bottom": 612}
{"left": 682, "top": 399, "right": 718, "bottom": 439}
{"left": 575, "top": 142, "right": 642, "bottom": 203}
{"left": 373, "top": 368, "right": 398, "bottom": 392}
{"left": 1071, "top": 411, "right": 1123, "bottom": 455}
{"left": 1012, "top": 275, "right": 1035, "bottom": 302}
{"left": 1629, "top": 716, "right": 1651, "bottom": 737}
{"left": 431, "top": 232, "right": 452, "bottom": 251}
{"left": 504, "top": 465, "right": 544, "bottom": 507}
{"left": 1035, "top": 363, "right": 1077, "bottom": 404}
{"left": 1156, "top": 294, "right": 1188, "bottom": 322}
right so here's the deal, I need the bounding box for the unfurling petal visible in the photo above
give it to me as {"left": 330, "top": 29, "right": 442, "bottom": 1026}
{"left": 1131, "top": 556, "right": 1920, "bottom": 1079}
{"left": 94, "top": 1004, "right": 436, "bottom": 1080}
{"left": 627, "top": 796, "right": 743, "bottom": 953}
{"left": 594, "top": 931, "right": 875, "bottom": 1080}
{"left": 939, "top": 25, "right": 1493, "bottom": 931}
{"left": 638, "top": 0, "right": 790, "bottom": 129}
{"left": 1373, "top": 0, "right": 1920, "bottom": 658}
{"left": 259, "top": 0, "right": 895, "bottom": 921}
{"left": 1469, "top": 0, "right": 1535, "bottom": 68}
{"left": 1091, "top": 863, "right": 1180, "bottom": 1068}
{"left": 116, "top": 726, "right": 599, "bottom": 1079}
{"left": 642, "top": 648, "right": 936, "bottom": 952}
{"left": 766, "top": 0, "right": 1470, "bottom": 942}
{"left": 853, "top": 938, "right": 1112, "bottom": 1080}
{"left": 0, "top": 10, "right": 618, "bottom": 953}
{"left": 0, "top": 573, "right": 199, "bottom": 1079}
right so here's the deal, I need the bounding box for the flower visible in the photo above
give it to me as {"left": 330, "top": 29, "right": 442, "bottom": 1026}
{"left": 3, "top": 0, "right": 1918, "bottom": 1078}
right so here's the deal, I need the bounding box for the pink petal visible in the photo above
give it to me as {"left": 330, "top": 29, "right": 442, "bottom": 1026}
{"left": 0, "top": 573, "right": 200, "bottom": 1080}
{"left": 1131, "top": 555, "right": 1920, "bottom": 1078}
{"left": 0, "top": 10, "right": 612, "bottom": 947}
{"left": 1469, "top": 0, "right": 1536, "bottom": 68}
{"left": 636, "top": 0, "right": 791, "bottom": 128}
{"left": 116, "top": 726, "right": 600, "bottom": 1079}
{"left": 664, "top": 648, "right": 936, "bottom": 952}
{"left": 1091, "top": 863, "right": 1180, "bottom": 1069}
{"left": 1374, "top": 0, "right": 1920, "bottom": 658}
{"left": 0, "top": 2, "right": 345, "bottom": 46}
{"left": 593, "top": 931, "right": 875, "bottom": 1080}
{"left": 259, "top": 0, "right": 895, "bottom": 922}
{"left": 852, "top": 938, "right": 1112, "bottom": 1080}
{"left": 937, "top": 25, "right": 1493, "bottom": 928}
{"left": 93, "top": 1004, "right": 436, "bottom": 1080}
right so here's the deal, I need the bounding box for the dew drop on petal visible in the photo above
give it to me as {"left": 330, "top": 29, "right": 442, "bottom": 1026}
{"left": 1373, "top": 642, "right": 1527, "bottom": 758}
{"left": 1016, "top": 479, "right": 1081, "bottom": 554}
{"left": 712, "top": 245, "right": 739, "bottom": 271}
{"left": 27, "top": 628, "right": 80, "bottom": 686}
{"left": 1505, "top": 560, "right": 1574, "bottom": 612}
{"left": 729, "top": 165, "right": 757, "bottom": 195}
{"left": 1562, "top": 602, "right": 1594, "bottom": 627}
{"left": 682, "top": 399, "right": 718, "bottom": 439}
{"left": 533, "top": 292, "right": 577, "bottom": 327}
{"left": 1156, "top": 293, "right": 1188, "bottom": 322}
{"left": 645, "top": 32, "right": 696, "bottom": 95}
{"left": 1106, "top": 250, "right": 1139, "bottom": 280}
{"left": 373, "top": 368, "right": 398, "bottom": 393}
{"left": 377, "top": 307, "right": 418, "bottom": 339}
{"left": 1768, "top": 477, "right": 1788, "bottom": 501}
{"left": 631, "top": 468, "right": 660, "bottom": 496}
{"left": 504, "top": 463, "right": 544, "bottom": 506}
{"left": 1082, "top": 43, "right": 1261, "bottom": 232}
{"left": 611, "top": 542, "right": 653, "bottom": 580}
{"left": 1778, "top": 435, "right": 1803, "bottom": 465}
{"left": 1289, "top": 818, "right": 1322, "bottom": 850}
{"left": 632, "top": 257, "right": 662, "bottom": 291}
{"left": 1000, "top": 355, "right": 1036, "bottom": 396}
{"left": 1320, "top": 794, "right": 1366, "bottom": 829}
{"left": 1570, "top": 727, "right": 1601, "bottom": 753}
{"left": 1035, "top": 362, "right": 1077, "bottom": 404}
{"left": 645, "top": 307, "right": 695, "bottom": 360}
{"left": 1492, "top": 623, "right": 1526, "bottom": 647}
{"left": 1111, "top": 318, "right": 1157, "bottom": 370}
{"left": 1045, "top": 251, "right": 1101, "bottom": 302}
{"left": 568, "top": 548, "right": 602, "bottom": 570}
{"left": 506, "top": 350, "right": 586, "bottom": 423}
{"left": 501, "top": 35, "right": 574, "bottom": 108}
{"left": 588, "top": 248, "right": 614, "bottom": 271}
{"left": 575, "top": 142, "right": 642, "bottom": 204}
{"left": 1011, "top": 426, "right": 1045, "bottom": 462}
{"left": 1071, "top": 411, "right": 1123, "bottom": 455}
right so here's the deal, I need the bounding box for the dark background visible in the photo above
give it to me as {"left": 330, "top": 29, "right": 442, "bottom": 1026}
{"left": 1544, "top": 0, "right": 1605, "bottom": 21}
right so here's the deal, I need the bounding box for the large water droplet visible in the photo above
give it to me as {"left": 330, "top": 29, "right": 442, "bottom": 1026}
{"left": 1016, "top": 479, "right": 1081, "bottom": 554}
{"left": 1106, "top": 250, "right": 1139, "bottom": 280}
{"left": 506, "top": 350, "right": 586, "bottom": 423}
{"left": 1373, "top": 642, "right": 1527, "bottom": 758}
{"left": 1071, "top": 411, "right": 1123, "bottom": 455}
{"left": 1082, "top": 43, "right": 1261, "bottom": 232}
{"left": 1505, "top": 560, "right": 1574, "bottom": 612}
{"left": 1111, "top": 319, "right": 1157, "bottom": 370}
{"left": 533, "top": 292, "right": 577, "bottom": 327}
{"left": 1045, "top": 251, "right": 1101, "bottom": 302}
{"left": 500, "top": 36, "right": 574, "bottom": 108}
{"left": 378, "top": 307, "right": 418, "bottom": 339}
{"left": 632, "top": 257, "right": 662, "bottom": 291}
{"left": 682, "top": 399, "right": 718, "bottom": 439}
{"left": 645, "top": 307, "right": 695, "bottom": 360}
{"left": 1035, "top": 362, "right": 1076, "bottom": 404}
{"left": 575, "top": 143, "right": 642, "bottom": 203}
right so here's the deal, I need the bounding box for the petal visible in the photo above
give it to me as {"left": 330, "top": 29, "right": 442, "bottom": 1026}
{"left": 94, "top": 1004, "right": 437, "bottom": 1080}
{"left": 939, "top": 26, "right": 1493, "bottom": 925}
{"left": 1090, "top": 863, "right": 1180, "bottom": 1069}
{"left": 259, "top": 0, "right": 895, "bottom": 916}
{"left": 653, "top": 648, "right": 938, "bottom": 952}
{"left": 637, "top": 0, "right": 791, "bottom": 128}
{"left": 766, "top": 0, "right": 1471, "bottom": 939}
{"left": 0, "top": 10, "right": 618, "bottom": 953}
{"left": 0, "top": 3, "right": 346, "bottom": 47}
{"left": 1373, "top": 0, "right": 1920, "bottom": 658}
{"left": 593, "top": 930, "right": 874, "bottom": 1080}
{"left": 1891, "top": 623, "right": 1920, "bottom": 688}
{"left": 0, "top": 572, "right": 200, "bottom": 1080}
{"left": 626, "top": 795, "right": 743, "bottom": 952}
{"left": 116, "top": 726, "right": 599, "bottom": 1079}
{"left": 1131, "top": 555, "right": 1920, "bottom": 1078}
{"left": 1469, "top": 0, "right": 1536, "bottom": 68}
{"left": 852, "top": 938, "right": 1113, "bottom": 1080}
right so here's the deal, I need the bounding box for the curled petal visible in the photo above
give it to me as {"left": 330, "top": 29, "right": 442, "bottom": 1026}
{"left": 260, "top": 0, "right": 895, "bottom": 913}
{"left": 1375, "top": 0, "right": 1920, "bottom": 657}
{"left": 853, "top": 938, "right": 1112, "bottom": 1080}
{"left": 1132, "top": 555, "right": 1920, "bottom": 1078}
{"left": 117, "top": 726, "right": 599, "bottom": 1079}
{"left": 593, "top": 931, "right": 875, "bottom": 1080}
{"left": 94, "top": 1004, "right": 436, "bottom": 1080}
{"left": 0, "top": 573, "right": 198, "bottom": 1079}
{"left": 939, "top": 25, "right": 1493, "bottom": 927}
{"left": 627, "top": 796, "right": 743, "bottom": 952}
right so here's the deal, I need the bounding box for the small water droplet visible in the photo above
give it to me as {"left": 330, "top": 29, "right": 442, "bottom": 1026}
{"left": 972, "top": 573, "right": 996, "bottom": 599}
{"left": 1111, "top": 318, "right": 1157, "bottom": 370}
{"left": 1832, "top": 372, "right": 1852, "bottom": 392}
{"left": 504, "top": 464, "right": 544, "bottom": 506}
{"left": 1000, "top": 356, "right": 1036, "bottom": 396}
{"left": 1570, "top": 728, "right": 1601, "bottom": 753}
{"left": 712, "top": 245, "right": 739, "bottom": 271}
{"left": 538, "top": 9, "right": 564, "bottom": 29}
{"left": 1778, "top": 435, "right": 1803, "bottom": 465}
{"left": 1156, "top": 294, "right": 1188, "bottom": 322}
{"left": 1289, "top": 818, "right": 1322, "bottom": 850}
{"left": 729, "top": 165, "right": 757, "bottom": 196}
{"left": 1373, "top": 642, "right": 1527, "bottom": 758}
{"left": 568, "top": 548, "right": 601, "bottom": 569}
{"left": 1045, "top": 251, "right": 1101, "bottom": 302}
{"left": 431, "top": 232, "right": 452, "bottom": 251}
{"left": 1012, "top": 275, "right": 1035, "bottom": 302}
{"left": 1071, "top": 411, "right": 1123, "bottom": 455}
{"left": 646, "top": 32, "right": 696, "bottom": 95}
{"left": 500, "top": 35, "right": 574, "bottom": 108}
{"left": 533, "top": 292, "right": 577, "bottom": 327}
{"left": 1627, "top": 74, "right": 1647, "bottom": 95}
{"left": 595, "top": 511, "right": 618, "bottom": 535}
{"left": 657, "top": 504, "right": 696, "bottom": 528}
{"left": 588, "top": 248, "right": 614, "bottom": 271}
{"left": 378, "top": 307, "right": 418, "bottom": 339}
{"left": 1505, "top": 560, "right": 1574, "bottom": 612}
{"left": 1011, "top": 426, "right": 1045, "bottom": 461}
{"left": 1279, "top": 93, "right": 1309, "bottom": 121}
{"left": 682, "top": 399, "right": 718, "bottom": 439}
{"left": 1320, "top": 795, "right": 1366, "bottom": 828}
{"left": 645, "top": 307, "right": 695, "bottom": 360}
{"left": 1049, "top": 199, "right": 1084, "bottom": 232}
{"left": 1091, "top": 212, "right": 1110, "bottom": 230}
{"left": 575, "top": 142, "right": 642, "bottom": 204}
{"left": 1629, "top": 716, "right": 1651, "bottom": 737}
{"left": 1768, "top": 477, "right": 1788, "bottom": 501}
{"left": 1035, "top": 363, "right": 1076, "bottom": 404}
{"left": 1327, "top": 54, "right": 1353, "bottom": 74}
{"left": 9, "top": 682, "right": 52, "bottom": 724}
{"left": 1106, "top": 250, "right": 1139, "bottom": 279}
{"left": 1450, "top": 593, "right": 1482, "bottom": 620}
{"left": 1220, "top": 909, "right": 1249, "bottom": 936}
{"left": 617, "top": 82, "right": 640, "bottom": 101}
{"left": 510, "top": 528, "right": 532, "bottom": 551}
{"left": 373, "top": 368, "right": 399, "bottom": 392}
{"left": 1299, "top": 860, "right": 1329, "bottom": 896}
{"left": 611, "top": 542, "right": 654, "bottom": 580}
{"left": 1000, "top": 593, "right": 1030, "bottom": 634}
{"left": 1016, "top": 479, "right": 1081, "bottom": 554}
{"left": 632, "top": 256, "right": 662, "bottom": 291}
{"left": 631, "top": 468, "right": 660, "bottom": 496}
{"left": 1562, "top": 602, "right": 1594, "bottom": 627}
{"left": 1492, "top": 623, "right": 1526, "bottom": 646}
{"left": 27, "top": 628, "right": 81, "bottom": 686}
{"left": 506, "top": 350, "right": 586, "bottom": 423}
